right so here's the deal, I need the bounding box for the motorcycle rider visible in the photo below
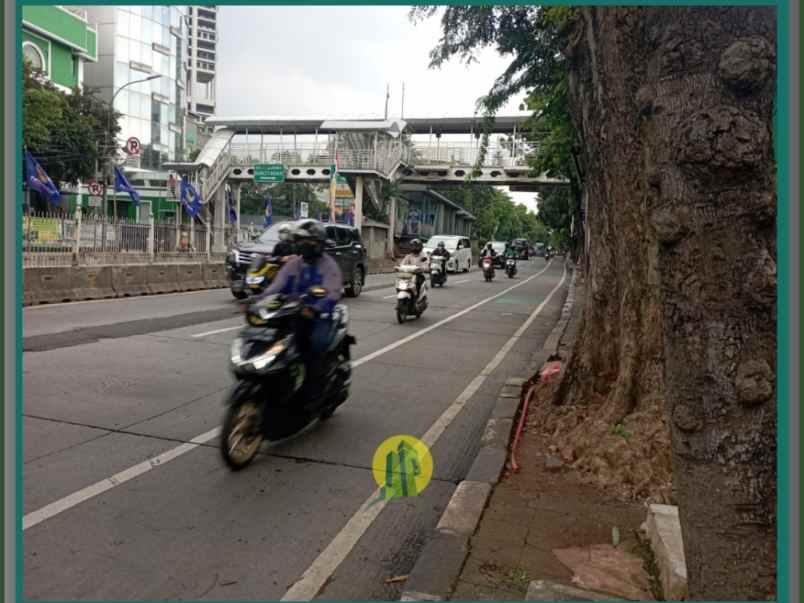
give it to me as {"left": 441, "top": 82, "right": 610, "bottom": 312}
{"left": 480, "top": 242, "right": 497, "bottom": 271}
{"left": 251, "top": 220, "right": 343, "bottom": 400}
{"left": 272, "top": 223, "right": 297, "bottom": 261}
{"left": 430, "top": 240, "right": 450, "bottom": 278}
{"left": 400, "top": 238, "right": 430, "bottom": 298}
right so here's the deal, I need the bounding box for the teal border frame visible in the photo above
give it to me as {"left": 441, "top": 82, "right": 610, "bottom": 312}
{"left": 12, "top": 2, "right": 793, "bottom": 603}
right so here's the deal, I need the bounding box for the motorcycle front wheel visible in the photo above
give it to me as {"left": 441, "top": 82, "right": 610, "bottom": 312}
{"left": 220, "top": 401, "right": 264, "bottom": 470}
{"left": 396, "top": 300, "right": 407, "bottom": 324}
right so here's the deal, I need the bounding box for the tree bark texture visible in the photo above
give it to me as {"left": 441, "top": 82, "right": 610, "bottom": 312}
{"left": 563, "top": 6, "right": 777, "bottom": 599}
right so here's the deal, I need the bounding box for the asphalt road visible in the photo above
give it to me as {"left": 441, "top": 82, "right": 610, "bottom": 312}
{"left": 22, "top": 257, "right": 567, "bottom": 601}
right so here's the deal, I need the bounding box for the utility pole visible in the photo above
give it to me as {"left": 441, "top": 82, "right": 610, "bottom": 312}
{"left": 384, "top": 83, "right": 390, "bottom": 120}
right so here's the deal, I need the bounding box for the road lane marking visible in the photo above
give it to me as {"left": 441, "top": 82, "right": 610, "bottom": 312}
{"left": 23, "top": 261, "right": 560, "bottom": 533}
{"left": 282, "top": 262, "right": 568, "bottom": 600}
{"left": 191, "top": 325, "right": 242, "bottom": 338}
{"left": 454, "top": 279, "right": 471, "bottom": 284}
{"left": 22, "top": 428, "right": 220, "bottom": 531}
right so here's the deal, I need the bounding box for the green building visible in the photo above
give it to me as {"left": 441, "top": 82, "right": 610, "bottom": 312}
{"left": 22, "top": 5, "right": 98, "bottom": 92}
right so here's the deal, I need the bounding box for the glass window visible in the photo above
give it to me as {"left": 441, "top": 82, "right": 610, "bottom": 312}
{"left": 115, "top": 36, "right": 129, "bottom": 63}
{"left": 142, "top": 5, "right": 152, "bottom": 20}
{"left": 23, "top": 43, "right": 45, "bottom": 72}
{"left": 130, "top": 14, "right": 142, "bottom": 36}
{"left": 116, "top": 9, "right": 130, "bottom": 35}
{"left": 114, "top": 90, "right": 129, "bottom": 114}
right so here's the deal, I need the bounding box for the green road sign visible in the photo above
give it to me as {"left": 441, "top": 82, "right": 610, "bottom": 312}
{"left": 254, "top": 163, "right": 285, "bottom": 183}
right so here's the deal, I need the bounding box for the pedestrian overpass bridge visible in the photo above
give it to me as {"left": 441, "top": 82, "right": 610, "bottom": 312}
{"left": 164, "top": 115, "right": 569, "bottom": 251}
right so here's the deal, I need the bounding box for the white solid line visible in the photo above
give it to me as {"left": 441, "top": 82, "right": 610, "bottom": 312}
{"left": 382, "top": 293, "right": 397, "bottom": 299}
{"left": 22, "top": 428, "right": 220, "bottom": 531}
{"left": 281, "top": 263, "right": 568, "bottom": 600}
{"left": 454, "top": 279, "right": 471, "bottom": 284}
{"left": 191, "top": 324, "right": 242, "bottom": 338}
{"left": 23, "top": 262, "right": 561, "bottom": 535}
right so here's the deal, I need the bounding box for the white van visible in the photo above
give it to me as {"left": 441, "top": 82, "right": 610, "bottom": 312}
{"left": 423, "top": 235, "right": 473, "bottom": 273}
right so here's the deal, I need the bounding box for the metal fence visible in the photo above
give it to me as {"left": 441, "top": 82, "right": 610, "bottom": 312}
{"left": 22, "top": 209, "right": 252, "bottom": 268}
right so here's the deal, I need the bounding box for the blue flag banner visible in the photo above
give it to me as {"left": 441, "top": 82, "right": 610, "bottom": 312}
{"left": 179, "top": 177, "right": 202, "bottom": 218}
{"left": 226, "top": 187, "right": 237, "bottom": 223}
{"left": 113, "top": 166, "right": 140, "bottom": 206}
{"left": 25, "top": 151, "right": 61, "bottom": 206}
{"left": 293, "top": 201, "right": 300, "bottom": 220}
{"left": 264, "top": 195, "right": 273, "bottom": 227}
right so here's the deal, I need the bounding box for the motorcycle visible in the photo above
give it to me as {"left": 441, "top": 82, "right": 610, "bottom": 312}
{"left": 395, "top": 264, "right": 429, "bottom": 323}
{"left": 244, "top": 253, "right": 281, "bottom": 297}
{"left": 482, "top": 256, "right": 495, "bottom": 282}
{"left": 220, "top": 289, "right": 356, "bottom": 470}
{"left": 505, "top": 258, "right": 517, "bottom": 279}
{"left": 430, "top": 255, "right": 448, "bottom": 288}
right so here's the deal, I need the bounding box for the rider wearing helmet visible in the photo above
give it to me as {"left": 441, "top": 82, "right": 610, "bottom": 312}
{"left": 480, "top": 242, "right": 497, "bottom": 268}
{"left": 255, "top": 220, "right": 343, "bottom": 399}
{"left": 272, "top": 223, "right": 296, "bottom": 260}
{"left": 401, "top": 239, "right": 430, "bottom": 298}
{"left": 430, "top": 240, "right": 451, "bottom": 279}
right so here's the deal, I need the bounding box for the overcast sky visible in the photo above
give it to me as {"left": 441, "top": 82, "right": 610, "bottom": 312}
{"left": 217, "top": 5, "right": 539, "bottom": 213}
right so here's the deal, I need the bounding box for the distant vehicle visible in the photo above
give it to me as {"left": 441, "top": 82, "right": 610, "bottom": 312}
{"left": 423, "top": 235, "right": 472, "bottom": 273}
{"left": 510, "top": 238, "right": 530, "bottom": 260}
{"left": 483, "top": 241, "right": 507, "bottom": 269}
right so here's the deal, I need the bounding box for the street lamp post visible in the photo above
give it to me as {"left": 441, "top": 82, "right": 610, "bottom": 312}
{"left": 102, "top": 74, "right": 162, "bottom": 223}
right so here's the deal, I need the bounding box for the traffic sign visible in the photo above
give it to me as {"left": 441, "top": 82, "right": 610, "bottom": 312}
{"left": 300, "top": 202, "right": 309, "bottom": 218}
{"left": 125, "top": 137, "right": 141, "bottom": 155}
{"left": 254, "top": 164, "right": 285, "bottom": 183}
{"left": 88, "top": 181, "right": 104, "bottom": 196}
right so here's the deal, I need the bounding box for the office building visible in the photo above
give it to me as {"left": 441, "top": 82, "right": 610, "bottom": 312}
{"left": 21, "top": 5, "right": 98, "bottom": 93}
{"left": 186, "top": 5, "right": 217, "bottom": 118}
{"left": 80, "top": 5, "right": 188, "bottom": 171}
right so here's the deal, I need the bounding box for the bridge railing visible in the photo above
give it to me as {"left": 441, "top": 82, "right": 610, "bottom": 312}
{"left": 410, "top": 143, "right": 537, "bottom": 168}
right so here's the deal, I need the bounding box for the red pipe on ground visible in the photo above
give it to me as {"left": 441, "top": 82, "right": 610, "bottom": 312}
{"left": 510, "top": 382, "right": 539, "bottom": 472}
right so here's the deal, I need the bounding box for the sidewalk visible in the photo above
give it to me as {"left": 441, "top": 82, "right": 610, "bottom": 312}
{"left": 451, "top": 271, "right": 658, "bottom": 601}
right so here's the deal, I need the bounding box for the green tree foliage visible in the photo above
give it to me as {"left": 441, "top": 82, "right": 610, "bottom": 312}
{"left": 437, "top": 185, "right": 547, "bottom": 244}
{"left": 22, "top": 61, "right": 120, "bottom": 191}
{"left": 239, "top": 182, "right": 327, "bottom": 219}
{"left": 410, "top": 6, "right": 582, "bottom": 252}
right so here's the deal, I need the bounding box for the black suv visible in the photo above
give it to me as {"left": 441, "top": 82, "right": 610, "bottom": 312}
{"left": 225, "top": 220, "right": 367, "bottom": 299}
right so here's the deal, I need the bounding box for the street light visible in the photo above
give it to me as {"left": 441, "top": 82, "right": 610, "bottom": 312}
{"left": 102, "top": 73, "right": 162, "bottom": 221}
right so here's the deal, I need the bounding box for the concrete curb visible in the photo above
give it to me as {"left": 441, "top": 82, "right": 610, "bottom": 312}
{"left": 403, "top": 263, "right": 578, "bottom": 601}
{"left": 401, "top": 378, "right": 526, "bottom": 601}
{"left": 643, "top": 504, "right": 688, "bottom": 600}
{"left": 543, "top": 262, "right": 577, "bottom": 354}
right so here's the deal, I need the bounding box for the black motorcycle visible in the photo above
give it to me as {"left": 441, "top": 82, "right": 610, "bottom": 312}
{"left": 505, "top": 258, "right": 517, "bottom": 279}
{"left": 429, "top": 255, "right": 448, "bottom": 288}
{"left": 220, "top": 289, "right": 356, "bottom": 470}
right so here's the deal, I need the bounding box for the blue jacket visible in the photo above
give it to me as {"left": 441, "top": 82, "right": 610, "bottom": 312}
{"left": 258, "top": 254, "right": 343, "bottom": 314}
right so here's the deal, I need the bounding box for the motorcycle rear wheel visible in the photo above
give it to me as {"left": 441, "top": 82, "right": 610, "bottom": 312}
{"left": 220, "top": 401, "right": 264, "bottom": 470}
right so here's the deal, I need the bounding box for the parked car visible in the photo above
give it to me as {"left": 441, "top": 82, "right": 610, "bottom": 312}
{"left": 225, "top": 220, "right": 367, "bottom": 299}
{"left": 422, "top": 235, "right": 473, "bottom": 273}
{"left": 483, "top": 241, "right": 508, "bottom": 269}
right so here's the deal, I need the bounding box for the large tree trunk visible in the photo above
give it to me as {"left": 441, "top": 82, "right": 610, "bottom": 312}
{"left": 562, "top": 6, "right": 777, "bottom": 599}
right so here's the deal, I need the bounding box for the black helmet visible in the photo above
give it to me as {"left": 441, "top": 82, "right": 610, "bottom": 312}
{"left": 410, "top": 239, "right": 423, "bottom": 253}
{"left": 293, "top": 220, "right": 327, "bottom": 261}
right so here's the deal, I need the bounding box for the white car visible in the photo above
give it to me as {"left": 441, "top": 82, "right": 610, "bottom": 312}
{"left": 423, "top": 235, "right": 473, "bottom": 273}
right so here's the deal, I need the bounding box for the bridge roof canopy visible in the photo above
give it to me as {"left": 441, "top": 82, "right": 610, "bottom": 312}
{"left": 203, "top": 115, "right": 531, "bottom": 136}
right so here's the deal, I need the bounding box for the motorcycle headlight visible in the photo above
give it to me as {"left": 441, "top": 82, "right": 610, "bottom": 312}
{"left": 397, "top": 280, "right": 410, "bottom": 289}
{"left": 250, "top": 339, "right": 287, "bottom": 370}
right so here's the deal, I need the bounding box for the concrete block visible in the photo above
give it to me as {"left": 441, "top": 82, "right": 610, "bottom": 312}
{"left": 202, "top": 262, "right": 227, "bottom": 288}
{"left": 175, "top": 263, "right": 204, "bottom": 291}
{"left": 480, "top": 418, "right": 514, "bottom": 450}
{"left": 526, "top": 580, "right": 613, "bottom": 601}
{"left": 646, "top": 504, "right": 688, "bottom": 600}
{"left": 435, "top": 481, "right": 492, "bottom": 537}
{"left": 111, "top": 265, "right": 149, "bottom": 297}
{"left": 70, "top": 266, "right": 115, "bottom": 300}
{"left": 401, "top": 531, "right": 470, "bottom": 600}
{"left": 491, "top": 396, "right": 521, "bottom": 420}
{"left": 25, "top": 267, "right": 74, "bottom": 304}
{"left": 146, "top": 264, "right": 180, "bottom": 294}
{"left": 465, "top": 447, "right": 508, "bottom": 485}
